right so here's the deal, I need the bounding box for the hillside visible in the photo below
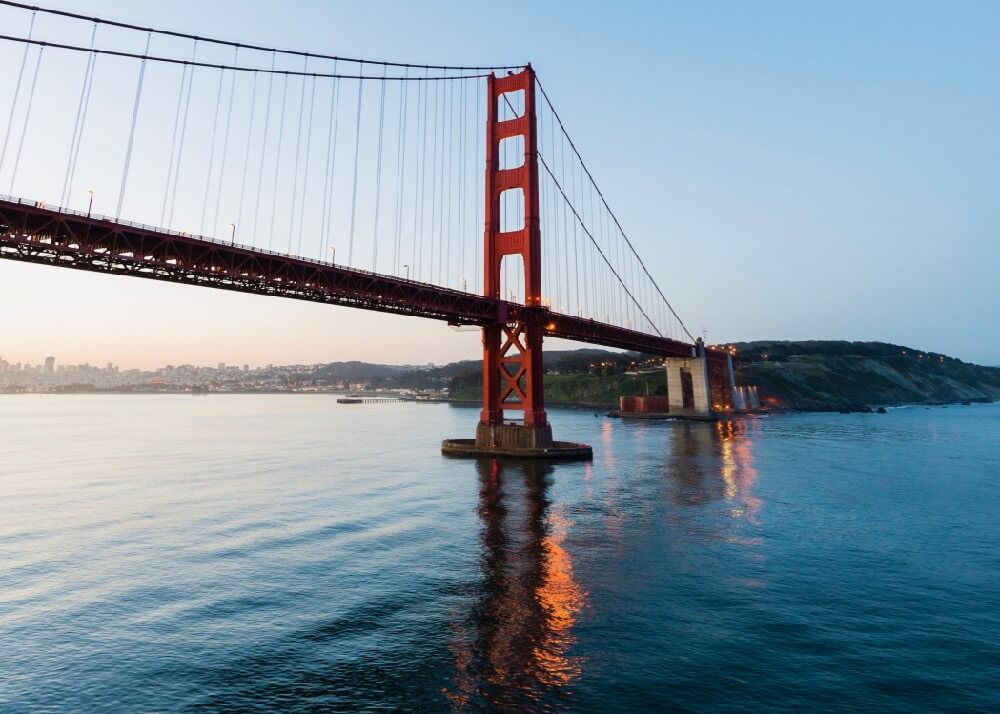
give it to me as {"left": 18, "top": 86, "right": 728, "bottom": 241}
{"left": 447, "top": 341, "right": 1000, "bottom": 411}
{"left": 733, "top": 341, "right": 1000, "bottom": 410}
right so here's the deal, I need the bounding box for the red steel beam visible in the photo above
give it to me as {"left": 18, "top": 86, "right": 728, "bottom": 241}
{"left": 0, "top": 197, "right": 725, "bottom": 363}
{"left": 0, "top": 198, "right": 497, "bottom": 324}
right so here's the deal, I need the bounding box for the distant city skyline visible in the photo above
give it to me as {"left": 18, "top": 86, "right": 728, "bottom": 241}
{"left": 1, "top": 0, "right": 997, "bottom": 367}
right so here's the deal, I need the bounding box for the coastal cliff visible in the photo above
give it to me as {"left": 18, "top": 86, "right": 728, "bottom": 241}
{"left": 732, "top": 341, "right": 1000, "bottom": 411}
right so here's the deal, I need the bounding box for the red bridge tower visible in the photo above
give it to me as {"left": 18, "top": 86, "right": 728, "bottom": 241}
{"left": 443, "top": 67, "right": 591, "bottom": 459}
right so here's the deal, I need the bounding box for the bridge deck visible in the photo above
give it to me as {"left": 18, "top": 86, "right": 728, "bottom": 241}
{"left": 0, "top": 196, "right": 714, "bottom": 361}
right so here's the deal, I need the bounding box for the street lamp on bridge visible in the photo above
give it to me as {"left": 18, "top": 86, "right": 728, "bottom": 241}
{"left": 403, "top": 264, "right": 409, "bottom": 280}
{"left": 229, "top": 223, "right": 236, "bottom": 245}
{"left": 86, "top": 190, "right": 93, "bottom": 218}
{"left": 329, "top": 246, "right": 336, "bottom": 265}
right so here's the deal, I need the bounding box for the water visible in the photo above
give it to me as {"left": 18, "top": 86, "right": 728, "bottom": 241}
{"left": 1, "top": 396, "right": 998, "bottom": 712}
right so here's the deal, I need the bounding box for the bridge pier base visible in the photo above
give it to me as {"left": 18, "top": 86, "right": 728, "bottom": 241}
{"left": 475, "top": 423, "right": 553, "bottom": 450}
{"left": 442, "top": 423, "right": 592, "bottom": 460}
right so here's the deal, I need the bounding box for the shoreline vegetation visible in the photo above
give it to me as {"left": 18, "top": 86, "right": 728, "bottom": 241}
{"left": 3, "top": 342, "right": 997, "bottom": 414}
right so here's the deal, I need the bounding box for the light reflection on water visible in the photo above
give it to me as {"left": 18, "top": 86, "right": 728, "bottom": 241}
{"left": 1, "top": 396, "right": 998, "bottom": 712}
{"left": 447, "top": 459, "right": 587, "bottom": 709}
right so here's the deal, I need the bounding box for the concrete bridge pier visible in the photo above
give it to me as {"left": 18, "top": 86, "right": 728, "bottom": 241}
{"left": 664, "top": 344, "right": 714, "bottom": 420}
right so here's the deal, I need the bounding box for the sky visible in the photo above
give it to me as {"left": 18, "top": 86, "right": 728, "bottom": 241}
{"left": 0, "top": 0, "right": 997, "bottom": 369}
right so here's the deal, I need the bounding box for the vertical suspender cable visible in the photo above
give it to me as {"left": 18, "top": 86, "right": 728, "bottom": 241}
{"left": 576, "top": 158, "right": 585, "bottom": 316}
{"left": 560, "top": 126, "right": 571, "bottom": 312}
{"left": 295, "top": 74, "right": 316, "bottom": 256}
{"left": 235, "top": 70, "right": 260, "bottom": 242}
{"left": 211, "top": 47, "right": 239, "bottom": 240}
{"left": 320, "top": 61, "right": 340, "bottom": 261}
{"left": 199, "top": 65, "right": 225, "bottom": 234}
{"left": 8, "top": 44, "right": 44, "bottom": 195}
{"left": 347, "top": 61, "right": 365, "bottom": 266}
{"left": 392, "top": 68, "right": 409, "bottom": 275}
{"left": 608, "top": 209, "right": 619, "bottom": 326}
{"left": 0, "top": 10, "right": 35, "bottom": 183}
{"left": 252, "top": 52, "right": 276, "bottom": 246}
{"left": 115, "top": 32, "right": 151, "bottom": 220}
{"left": 590, "top": 184, "right": 611, "bottom": 322}
{"left": 582, "top": 177, "right": 591, "bottom": 319}
{"left": 563, "top": 131, "right": 578, "bottom": 314}
{"left": 548, "top": 138, "right": 557, "bottom": 307}
{"left": 445, "top": 76, "right": 454, "bottom": 287}
{"left": 436, "top": 76, "right": 446, "bottom": 284}
{"left": 266, "top": 73, "right": 289, "bottom": 251}
{"left": 458, "top": 78, "right": 466, "bottom": 289}
{"left": 428, "top": 78, "right": 439, "bottom": 283}
{"left": 576, "top": 158, "right": 587, "bottom": 316}
{"left": 587, "top": 181, "right": 599, "bottom": 318}
{"left": 371, "top": 64, "right": 387, "bottom": 272}
{"left": 160, "top": 44, "right": 192, "bottom": 225}
{"left": 61, "top": 22, "right": 97, "bottom": 207}
{"left": 286, "top": 55, "right": 308, "bottom": 253}
{"left": 415, "top": 68, "right": 428, "bottom": 278}
{"left": 167, "top": 43, "right": 197, "bottom": 229}
{"left": 66, "top": 44, "right": 98, "bottom": 212}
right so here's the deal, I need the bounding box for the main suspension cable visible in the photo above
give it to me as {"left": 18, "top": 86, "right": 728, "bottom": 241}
{"left": 0, "top": 34, "right": 499, "bottom": 80}
{"left": 0, "top": 0, "right": 524, "bottom": 71}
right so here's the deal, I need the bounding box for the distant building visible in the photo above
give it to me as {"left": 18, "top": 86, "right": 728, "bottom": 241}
{"left": 44, "top": 357, "right": 55, "bottom": 374}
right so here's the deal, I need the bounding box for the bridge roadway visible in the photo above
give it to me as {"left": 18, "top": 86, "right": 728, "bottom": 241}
{"left": 0, "top": 196, "right": 721, "bottom": 363}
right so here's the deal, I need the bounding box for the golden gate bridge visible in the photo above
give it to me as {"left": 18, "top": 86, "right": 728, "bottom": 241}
{"left": 0, "top": 1, "right": 743, "bottom": 458}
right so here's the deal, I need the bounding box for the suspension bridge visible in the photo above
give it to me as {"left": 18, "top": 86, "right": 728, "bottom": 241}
{"left": 0, "top": 2, "right": 742, "bottom": 458}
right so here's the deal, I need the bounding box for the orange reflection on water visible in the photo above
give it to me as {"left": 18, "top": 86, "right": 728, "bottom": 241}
{"left": 532, "top": 507, "right": 586, "bottom": 686}
{"left": 445, "top": 461, "right": 588, "bottom": 708}
{"left": 600, "top": 420, "right": 616, "bottom": 470}
{"left": 715, "top": 419, "right": 761, "bottom": 523}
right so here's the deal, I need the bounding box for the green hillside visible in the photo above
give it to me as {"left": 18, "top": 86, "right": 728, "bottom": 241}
{"left": 447, "top": 341, "right": 1000, "bottom": 411}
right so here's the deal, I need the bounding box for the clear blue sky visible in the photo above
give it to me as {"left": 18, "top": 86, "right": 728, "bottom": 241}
{"left": 0, "top": 0, "right": 997, "bottom": 368}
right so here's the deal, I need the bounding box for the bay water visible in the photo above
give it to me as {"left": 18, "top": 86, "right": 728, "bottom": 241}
{"left": 1, "top": 396, "right": 998, "bottom": 711}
